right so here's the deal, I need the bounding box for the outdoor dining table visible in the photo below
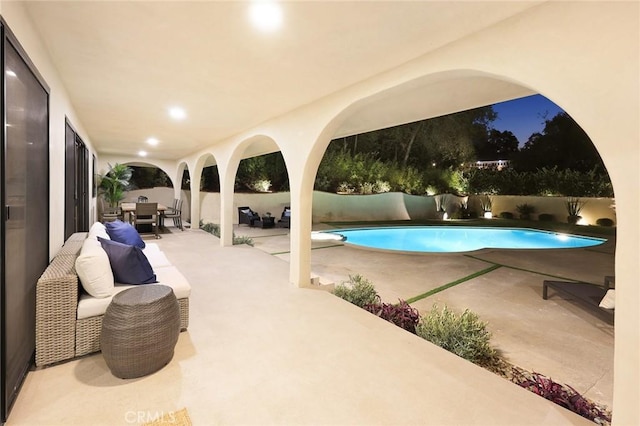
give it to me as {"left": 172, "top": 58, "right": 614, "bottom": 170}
{"left": 120, "top": 202, "right": 168, "bottom": 228}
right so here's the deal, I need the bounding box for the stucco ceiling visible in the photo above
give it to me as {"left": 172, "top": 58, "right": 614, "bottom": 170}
{"left": 24, "top": 1, "right": 541, "bottom": 160}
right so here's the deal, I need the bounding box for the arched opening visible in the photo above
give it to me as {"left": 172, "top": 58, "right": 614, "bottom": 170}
{"left": 305, "top": 72, "right": 617, "bottom": 413}
{"left": 229, "top": 135, "right": 291, "bottom": 232}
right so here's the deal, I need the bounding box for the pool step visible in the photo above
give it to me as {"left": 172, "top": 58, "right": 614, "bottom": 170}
{"left": 310, "top": 273, "right": 335, "bottom": 291}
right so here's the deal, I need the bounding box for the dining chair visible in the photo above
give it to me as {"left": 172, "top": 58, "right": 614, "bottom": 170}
{"left": 130, "top": 202, "right": 160, "bottom": 238}
{"left": 164, "top": 199, "right": 184, "bottom": 230}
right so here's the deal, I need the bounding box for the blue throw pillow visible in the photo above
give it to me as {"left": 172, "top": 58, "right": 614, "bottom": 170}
{"left": 105, "top": 219, "right": 146, "bottom": 249}
{"left": 98, "top": 237, "right": 157, "bottom": 285}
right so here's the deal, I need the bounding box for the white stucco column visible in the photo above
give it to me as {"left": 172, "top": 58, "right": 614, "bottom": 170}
{"left": 188, "top": 165, "right": 201, "bottom": 230}
{"left": 288, "top": 177, "right": 313, "bottom": 287}
{"left": 218, "top": 159, "right": 236, "bottom": 247}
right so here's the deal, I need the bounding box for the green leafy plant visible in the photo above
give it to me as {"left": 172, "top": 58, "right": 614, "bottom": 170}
{"left": 516, "top": 203, "right": 536, "bottom": 220}
{"left": 416, "top": 304, "right": 498, "bottom": 365}
{"left": 199, "top": 221, "right": 254, "bottom": 246}
{"left": 251, "top": 179, "right": 271, "bottom": 193}
{"left": 566, "top": 197, "right": 586, "bottom": 224}
{"left": 364, "top": 300, "right": 420, "bottom": 334}
{"left": 98, "top": 163, "right": 132, "bottom": 208}
{"left": 566, "top": 197, "right": 585, "bottom": 216}
{"left": 499, "top": 211, "right": 514, "bottom": 219}
{"left": 333, "top": 274, "right": 380, "bottom": 308}
{"left": 479, "top": 195, "right": 492, "bottom": 213}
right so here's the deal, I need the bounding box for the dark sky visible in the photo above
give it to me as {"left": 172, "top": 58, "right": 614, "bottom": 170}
{"left": 491, "top": 94, "right": 565, "bottom": 146}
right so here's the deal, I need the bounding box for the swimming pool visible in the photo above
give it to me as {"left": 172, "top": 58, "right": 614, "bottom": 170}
{"left": 324, "top": 227, "right": 605, "bottom": 253}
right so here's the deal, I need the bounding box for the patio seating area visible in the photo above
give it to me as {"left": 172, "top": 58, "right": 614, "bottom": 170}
{"left": 9, "top": 225, "right": 612, "bottom": 425}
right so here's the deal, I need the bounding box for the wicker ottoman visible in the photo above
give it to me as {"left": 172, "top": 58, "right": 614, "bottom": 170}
{"left": 101, "top": 285, "right": 180, "bottom": 379}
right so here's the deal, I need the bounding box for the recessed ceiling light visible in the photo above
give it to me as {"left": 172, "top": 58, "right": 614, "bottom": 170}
{"left": 147, "top": 137, "right": 159, "bottom": 146}
{"left": 169, "top": 107, "right": 187, "bottom": 120}
{"left": 249, "top": 1, "right": 283, "bottom": 32}
{"left": 138, "top": 150, "right": 147, "bottom": 157}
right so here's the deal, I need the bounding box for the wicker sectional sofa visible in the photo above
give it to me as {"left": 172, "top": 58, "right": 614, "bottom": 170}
{"left": 35, "top": 230, "right": 190, "bottom": 367}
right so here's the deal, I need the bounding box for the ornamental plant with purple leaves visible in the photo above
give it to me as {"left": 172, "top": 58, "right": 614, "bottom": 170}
{"left": 514, "top": 372, "right": 611, "bottom": 424}
{"left": 364, "top": 300, "right": 420, "bottom": 334}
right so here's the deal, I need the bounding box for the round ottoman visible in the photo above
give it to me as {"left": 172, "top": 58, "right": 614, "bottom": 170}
{"left": 101, "top": 285, "right": 180, "bottom": 379}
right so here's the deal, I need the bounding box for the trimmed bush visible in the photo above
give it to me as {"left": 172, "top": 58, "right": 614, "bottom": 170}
{"left": 333, "top": 275, "right": 380, "bottom": 308}
{"left": 538, "top": 213, "right": 555, "bottom": 222}
{"left": 416, "top": 305, "right": 497, "bottom": 365}
{"left": 364, "top": 300, "right": 420, "bottom": 334}
{"left": 499, "top": 212, "right": 514, "bottom": 219}
{"left": 596, "top": 218, "right": 614, "bottom": 227}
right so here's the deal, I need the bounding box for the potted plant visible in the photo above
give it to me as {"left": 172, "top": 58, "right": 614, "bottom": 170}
{"left": 566, "top": 197, "right": 585, "bottom": 224}
{"left": 98, "top": 163, "right": 132, "bottom": 211}
{"left": 479, "top": 195, "right": 493, "bottom": 219}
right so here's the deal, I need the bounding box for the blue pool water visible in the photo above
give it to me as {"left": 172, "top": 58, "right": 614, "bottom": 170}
{"left": 325, "top": 227, "right": 605, "bottom": 253}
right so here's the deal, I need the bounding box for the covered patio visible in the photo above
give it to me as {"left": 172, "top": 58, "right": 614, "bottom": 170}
{"left": 0, "top": 1, "right": 636, "bottom": 424}
{"left": 10, "top": 228, "right": 605, "bottom": 425}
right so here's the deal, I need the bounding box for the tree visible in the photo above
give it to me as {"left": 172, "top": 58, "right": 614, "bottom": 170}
{"left": 512, "top": 112, "right": 605, "bottom": 172}
{"left": 474, "top": 129, "right": 519, "bottom": 161}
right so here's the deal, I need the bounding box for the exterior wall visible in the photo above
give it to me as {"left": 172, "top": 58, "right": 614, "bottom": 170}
{"left": 0, "top": 2, "right": 95, "bottom": 258}
{"left": 476, "top": 196, "right": 616, "bottom": 225}
{"left": 182, "top": 190, "right": 616, "bottom": 226}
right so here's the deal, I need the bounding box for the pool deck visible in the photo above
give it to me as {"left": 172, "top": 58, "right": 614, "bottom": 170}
{"left": 251, "top": 222, "right": 615, "bottom": 408}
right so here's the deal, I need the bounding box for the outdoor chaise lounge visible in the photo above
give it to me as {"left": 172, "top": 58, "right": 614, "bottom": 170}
{"left": 542, "top": 276, "right": 614, "bottom": 325}
{"left": 238, "top": 206, "right": 261, "bottom": 227}
{"left": 278, "top": 206, "right": 291, "bottom": 228}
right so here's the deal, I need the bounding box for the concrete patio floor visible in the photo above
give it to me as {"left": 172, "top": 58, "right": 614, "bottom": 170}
{"left": 8, "top": 224, "right": 612, "bottom": 425}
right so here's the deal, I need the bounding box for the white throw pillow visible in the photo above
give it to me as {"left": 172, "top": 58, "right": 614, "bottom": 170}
{"left": 88, "top": 221, "right": 110, "bottom": 241}
{"left": 599, "top": 289, "right": 615, "bottom": 309}
{"left": 75, "top": 239, "right": 114, "bottom": 298}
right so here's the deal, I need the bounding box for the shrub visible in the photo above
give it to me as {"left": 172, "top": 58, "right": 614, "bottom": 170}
{"left": 596, "top": 218, "right": 614, "bottom": 227}
{"left": 364, "top": 300, "right": 420, "bottom": 334}
{"left": 516, "top": 203, "right": 536, "bottom": 220}
{"left": 199, "top": 221, "right": 253, "bottom": 246}
{"left": 337, "top": 182, "right": 354, "bottom": 194}
{"left": 538, "top": 213, "right": 555, "bottom": 222}
{"left": 251, "top": 179, "right": 271, "bottom": 193}
{"left": 416, "top": 304, "right": 497, "bottom": 365}
{"left": 360, "top": 182, "right": 375, "bottom": 195}
{"left": 374, "top": 180, "right": 391, "bottom": 193}
{"left": 513, "top": 371, "right": 611, "bottom": 424}
{"left": 333, "top": 274, "right": 380, "bottom": 308}
{"left": 499, "top": 212, "right": 514, "bottom": 219}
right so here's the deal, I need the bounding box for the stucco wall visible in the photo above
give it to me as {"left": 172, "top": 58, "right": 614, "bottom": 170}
{"left": 139, "top": 189, "right": 615, "bottom": 226}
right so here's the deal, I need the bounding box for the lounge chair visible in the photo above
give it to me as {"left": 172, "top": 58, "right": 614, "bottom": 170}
{"left": 238, "top": 207, "right": 261, "bottom": 227}
{"left": 542, "top": 276, "right": 614, "bottom": 325}
{"left": 278, "top": 206, "right": 291, "bottom": 228}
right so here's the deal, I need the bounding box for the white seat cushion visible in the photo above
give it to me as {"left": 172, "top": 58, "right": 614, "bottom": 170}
{"left": 144, "top": 249, "right": 172, "bottom": 268}
{"left": 77, "top": 265, "right": 191, "bottom": 320}
{"left": 75, "top": 239, "right": 114, "bottom": 298}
